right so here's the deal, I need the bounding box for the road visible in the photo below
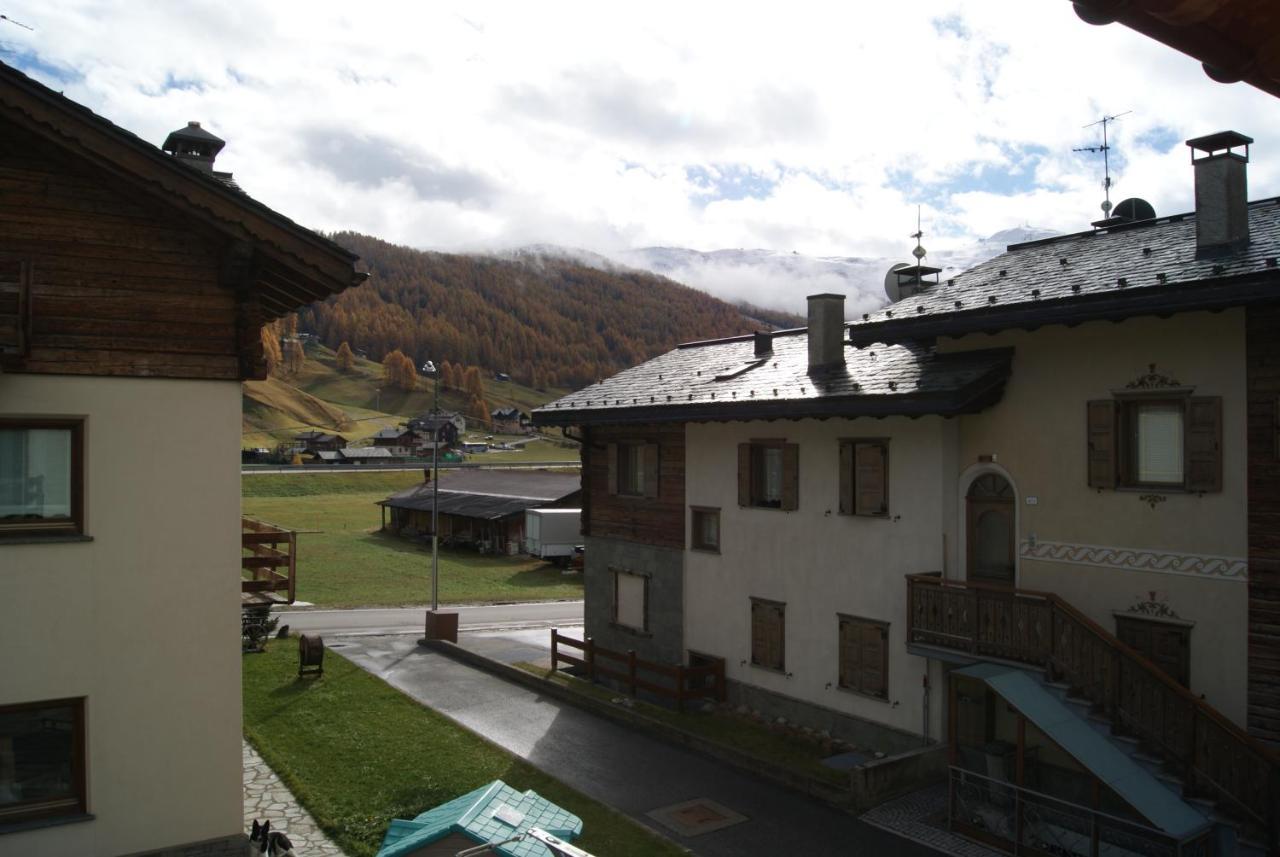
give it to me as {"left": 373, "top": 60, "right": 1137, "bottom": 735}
{"left": 277, "top": 600, "right": 584, "bottom": 637}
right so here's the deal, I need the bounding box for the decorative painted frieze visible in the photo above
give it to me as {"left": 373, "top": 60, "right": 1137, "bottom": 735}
{"left": 1019, "top": 539, "right": 1247, "bottom": 581}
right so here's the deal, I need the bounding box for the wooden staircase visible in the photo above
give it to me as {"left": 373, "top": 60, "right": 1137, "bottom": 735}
{"left": 907, "top": 572, "right": 1280, "bottom": 850}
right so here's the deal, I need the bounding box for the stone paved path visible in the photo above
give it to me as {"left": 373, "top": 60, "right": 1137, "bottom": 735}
{"left": 243, "top": 740, "right": 348, "bottom": 857}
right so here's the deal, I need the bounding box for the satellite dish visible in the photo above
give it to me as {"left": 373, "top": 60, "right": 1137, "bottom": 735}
{"left": 884, "top": 263, "right": 910, "bottom": 303}
{"left": 1113, "top": 197, "right": 1156, "bottom": 222}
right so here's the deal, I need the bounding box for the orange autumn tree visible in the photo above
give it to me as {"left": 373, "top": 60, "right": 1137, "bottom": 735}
{"left": 335, "top": 341, "right": 355, "bottom": 372}
{"left": 381, "top": 349, "right": 417, "bottom": 392}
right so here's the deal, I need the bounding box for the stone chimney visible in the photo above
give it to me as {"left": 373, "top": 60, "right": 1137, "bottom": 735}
{"left": 806, "top": 293, "right": 845, "bottom": 371}
{"left": 1186, "top": 131, "right": 1252, "bottom": 257}
{"left": 162, "top": 121, "right": 226, "bottom": 173}
{"left": 753, "top": 331, "right": 773, "bottom": 356}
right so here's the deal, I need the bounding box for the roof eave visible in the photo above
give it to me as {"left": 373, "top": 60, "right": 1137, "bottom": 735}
{"left": 533, "top": 354, "right": 1012, "bottom": 427}
{"left": 848, "top": 270, "right": 1280, "bottom": 347}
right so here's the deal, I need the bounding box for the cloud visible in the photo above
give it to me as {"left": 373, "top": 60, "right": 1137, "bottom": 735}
{"left": 2, "top": 0, "right": 1277, "bottom": 268}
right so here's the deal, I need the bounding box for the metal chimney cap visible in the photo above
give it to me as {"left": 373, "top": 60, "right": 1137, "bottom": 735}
{"left": 1186, "top": 131, "right": 1252, "bottom": 159}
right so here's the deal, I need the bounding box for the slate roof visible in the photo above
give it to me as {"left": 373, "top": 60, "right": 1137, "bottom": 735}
{"left": 534, "top": 329, "right": 1012, "bottom": 427}
{"left": 378, "top": 469, "right": 581, "bottom": 520}
{"left": 377, "top": 780, "right": 582, "bottom": 857}
{"left": 848, "top": 197, "right": 1280, "bottom": 346}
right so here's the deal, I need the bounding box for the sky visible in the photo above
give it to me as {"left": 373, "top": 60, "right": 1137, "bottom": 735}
{"left": 3, "top": 1, "right": 1278, "bottom": 268}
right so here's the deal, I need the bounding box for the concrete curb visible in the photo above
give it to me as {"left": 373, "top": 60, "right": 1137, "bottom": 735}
{"left": 422, "top": 639, "right": 853, "bottom": 808}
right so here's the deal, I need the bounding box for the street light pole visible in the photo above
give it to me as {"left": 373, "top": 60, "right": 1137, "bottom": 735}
{"left": 430, "top": 364, "right": 440, "bottom": 612}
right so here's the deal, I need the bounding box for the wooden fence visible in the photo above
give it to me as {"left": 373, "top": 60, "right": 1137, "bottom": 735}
{"left": 907, "top": 572, "right": 1279, "bottom": 844}
{"left": 241, "top": 516, "right": 296, "bottom": 603}
{"left": 550, "top": 629, "right": 725, "bottom": 712}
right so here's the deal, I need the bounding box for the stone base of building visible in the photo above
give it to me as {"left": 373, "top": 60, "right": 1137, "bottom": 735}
{"left": 120, "top": 832, "right": 249, "bottom": 857}
{"left": 727, "top": 679, "right": 928, "bottom": 756}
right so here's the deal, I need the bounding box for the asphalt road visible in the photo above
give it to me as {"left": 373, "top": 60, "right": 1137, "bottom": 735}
{"left": 277, "top": 600, "right": 584, "bottom": 637}
{"left": 335, "top": 637, "right": 943, "bottom": 857}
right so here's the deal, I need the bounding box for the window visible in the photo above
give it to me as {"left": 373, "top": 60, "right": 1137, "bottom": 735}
{"left": 737, "top": 441, "right": 798, "bottom": 510}
{"left": 0, "top": 698, "right": 86, "bottom": 825}
{"left": 0, "top": 419, "right": 84, "bottom": 539}
{"left": 838, "top": 616, "right": 888, "bottom": 699}
{"left": 690, "top": 507, "right": 719, "bottom": 552}
{"left": 1087, "top": 397, "right": 1221, "bottom": 492}
{"left": 750, "top": 598, "right": 785, "bottom": 671}
{"left": 607, "top": 441, "right": 657, "bottom": 498}
{"left": 839, "top": 440, "right": 888, "bottom": 516}
{"left": 612, "top": 568, "right": 648, "bottom": 632}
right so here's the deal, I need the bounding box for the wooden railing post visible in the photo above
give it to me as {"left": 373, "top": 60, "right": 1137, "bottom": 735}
{"left": 586, "top": 637, "right": 596, "bottom": 683}
{"left": 968, "top": 587, "right": 979, "bottom": 655}
{"left": 551, "top": 628, "right": 559, "bottom": 671}
{"left": 675, "top": 664, "right": 686, "bottom": 713}
{"left": 627, "top": 649, "right": 637, "bottom": 697}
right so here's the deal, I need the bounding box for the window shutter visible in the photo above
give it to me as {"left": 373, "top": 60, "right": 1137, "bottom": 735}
{"left": 607, "top": 443, "right": 618, "bottom": 495}
{"left": 838, "top": 442, "right": 854, "bottom": 515}
{"left": 1186, "top": 396, "right": 1222, "bottom": 492}
{"left": 737, "top": 443, "right": 751, "bottom": 507}
{"left": 768, "top": 605, "right": 785, "bottom": 670}
{"left": 860, "top": 623, "right": 887, "bottom": 698}
{"left": 1087, "top": 400, "right": 1117, "bottom": 489}
{"left": 780, "top": 443, "right": 799, "bottom": 511}
{"left": 0, "top": 259, "right": 31, "bottom": 361}
{"left": 750, "top": 601, "right": 765, "bottom": 664}
{"left": 643, "top": 443, "right": 660, "bottom": 499}
{"left": 855, "top": 443, "right": 888, "bottom": 516}
{"left": 839, "top": 619, "right": 857, "bottom": 688}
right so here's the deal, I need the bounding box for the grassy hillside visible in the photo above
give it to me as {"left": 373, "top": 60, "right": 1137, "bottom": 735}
{"left": 242, "top": 342, "right": 571, "bottom": 448}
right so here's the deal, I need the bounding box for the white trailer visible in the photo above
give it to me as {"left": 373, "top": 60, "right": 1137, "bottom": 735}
{"left": 524, "top": 508, "right": 582, "bottom": 562}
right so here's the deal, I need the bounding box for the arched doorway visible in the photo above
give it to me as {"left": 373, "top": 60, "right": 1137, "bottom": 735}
{"left": 966, "top": 473, "right": 1015, "bottom": 585}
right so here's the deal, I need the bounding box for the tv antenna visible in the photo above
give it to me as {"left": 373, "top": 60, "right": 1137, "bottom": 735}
{"left": 0, "top": 13, "right": 34, "bottom": 30}
{"left": 1073, "top": 111, "right": 1130, "bottom": 218}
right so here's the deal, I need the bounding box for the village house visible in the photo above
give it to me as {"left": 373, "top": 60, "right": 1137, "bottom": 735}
{"left": 491, "top": 406, "right": 532, "bottom": 435}
{"left": 0, "top": 60, "right": 363, "bottom": 857}
{"left": 535, "top": 132, "right": 1280, "bottom": 852}
{"left": 294, "top": 429, "right": 346, "bottom": 453}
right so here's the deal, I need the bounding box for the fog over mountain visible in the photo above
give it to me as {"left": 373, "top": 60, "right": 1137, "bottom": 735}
{"left": 601, "top": 227, "right": 1059, "bottom": 318}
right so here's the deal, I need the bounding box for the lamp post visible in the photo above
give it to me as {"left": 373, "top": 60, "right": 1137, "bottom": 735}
{"left": 419, "top": 361, "right": 457, "bottom": 643}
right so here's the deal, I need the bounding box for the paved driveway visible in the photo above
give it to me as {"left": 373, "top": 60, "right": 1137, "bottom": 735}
{"left": 333, "top": 635, "right": 943, "bottom": 857}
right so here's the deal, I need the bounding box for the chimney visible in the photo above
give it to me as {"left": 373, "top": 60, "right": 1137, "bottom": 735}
{"left": 806, "top": 293, "right": 845, "bottom": 371}
{"left": 162, "top": 121, "right": 226, "bottom": 173}
{"left": 1186, "top": 131, "right": 1252, "bottom": 257}
{"left": 753, "top": 331, "right": 773, "bottom": 356}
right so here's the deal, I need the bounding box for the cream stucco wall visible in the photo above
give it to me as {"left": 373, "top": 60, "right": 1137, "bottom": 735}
{"left": 942, "top": 310, "right": 1249, "bottom": 724}
{"left": 0, "top": 373, "right": 243, "bottom": 856}
{"left": 684, "top": 417, "right": 956, "bottom": 740}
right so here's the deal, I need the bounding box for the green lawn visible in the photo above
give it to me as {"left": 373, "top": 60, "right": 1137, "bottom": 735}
{"left": 244, "top": 642, "right": 686, "bottom": 857}
{"left": 242, "top": 473, "right": 583, "bottom": 607}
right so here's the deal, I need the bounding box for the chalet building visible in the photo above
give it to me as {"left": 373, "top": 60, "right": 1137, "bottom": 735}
{"left": 371, "top": 425, "right": 418, "bottom": 456}
{"left": 412, "top": 410, "right": 466, "bottom": 437}
{"left": 491, "top": 406, "right": 532, "bottom": 435}
{"left": 535, "top": 133, "right": 1280, "bottom": 851}
{"left": 378, "top": 469, "right": 580, "bottom": 554}
{"left": 295, "top": 429, "right": 346, "bottom": 453}
{"left": 0, "top": 61, "right": 363, "bottom": 857}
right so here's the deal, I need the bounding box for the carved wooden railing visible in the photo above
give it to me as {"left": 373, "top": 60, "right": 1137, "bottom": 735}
{"left": 907, "top": 572, "right": 1280, "bottom": 840}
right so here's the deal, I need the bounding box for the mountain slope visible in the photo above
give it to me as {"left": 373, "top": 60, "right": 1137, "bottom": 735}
{"left": 610, "top": 227, "right": 1060, "bottom": 318}
{"left": 299, "top": 233, "right": 803, "bottom": 391}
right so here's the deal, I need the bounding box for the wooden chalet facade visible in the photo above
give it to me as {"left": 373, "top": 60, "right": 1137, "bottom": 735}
{"left": 0, "top": 60, "right": 362, "bottom": 857}
{"left": 537, "top": 133, "right": 1280, "bottom": 851}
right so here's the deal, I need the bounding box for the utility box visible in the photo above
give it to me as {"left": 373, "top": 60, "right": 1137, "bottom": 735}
{"left": 524, "top": 508, "right": 582, "bottom": 563}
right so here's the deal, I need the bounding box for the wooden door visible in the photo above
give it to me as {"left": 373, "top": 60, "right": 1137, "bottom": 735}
{"left": 967, "top": 474, "right": 1015, "bottom": 585}
{"left": 1116, "top": 617, "right": 1190, "bottom": 687}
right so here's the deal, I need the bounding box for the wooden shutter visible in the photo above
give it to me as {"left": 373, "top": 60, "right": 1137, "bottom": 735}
{"left": 606, "top": 443, "right": 618, "bottom": 495}
{"left": 767, "top": 604, "right": 785, "bottom": 670}
{"left": 780, "top": 443, "right": 799, "bottom": 511}
{"left": 643, "top": 443, "right": 660, "bottom": 498}
{"left": 855, "top": 443, "right": 888, "bottom": 516}
{"left": 0, "top": 259, "right": 31, "bottom": 361}
{"left": 1186, "top": 396, "right": 1222, "bottom": 492}
{"left": 1087, "top": 400, "right": 1117, "bottom": 489}
{"left": 751, "top": 601, "right": 766, "bottom": 665}
{"left": 839, "top": 619, "right": 857, "bottom": 688}
{"left": 859, "top": 623, "right": 887, "bottom": 698}
{"left": 838, "top": 442, "right": 854, "bottom": 515}
{"left": 737, "top": 443, "right": 751, "bottom": 507}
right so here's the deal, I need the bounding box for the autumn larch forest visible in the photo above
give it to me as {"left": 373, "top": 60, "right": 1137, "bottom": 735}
{"left": 294, "top": 232, "right": 801, "bottom": 391}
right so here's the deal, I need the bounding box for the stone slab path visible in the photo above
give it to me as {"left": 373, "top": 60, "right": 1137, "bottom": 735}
{"left": 243, "top": 740, "right": 348, "bottom": 857}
